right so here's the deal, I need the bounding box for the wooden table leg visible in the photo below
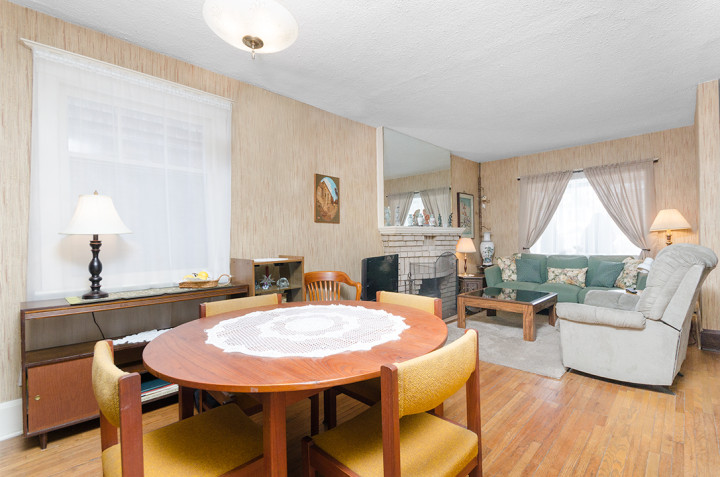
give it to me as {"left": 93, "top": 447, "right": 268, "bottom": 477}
{"left": 522, "top": 306, "right": 536, "bottom": 341}
{"left": 458, "top": 297, "right": 467, "bottom": 328}
{"left": 178, "top": 386, "right": 194, "bottom": 420}
{"left": 548, "top": 304, "right": 557, "bottom": 326}
{"left": 260, "top": 392, "right": 287, "bottom": 477}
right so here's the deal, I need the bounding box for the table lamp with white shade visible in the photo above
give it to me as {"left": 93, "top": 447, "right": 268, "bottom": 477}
{"left": 60, "top": 191, "right": 131, "bottom": 299}
{"left": 456, "top": 237, "right": 477, "bottom": 277}
{"left": 649, "top": 208, "right": 691, "bottom": 246}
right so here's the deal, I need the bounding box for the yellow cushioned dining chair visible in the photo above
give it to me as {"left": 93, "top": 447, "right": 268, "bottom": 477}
{"left": 323, "top": 291, "right": 443, "bottom": 429}
{"left": 199, "top": 293, "right": 321, "bottom": 435}
{"left": 304, "top": 271, "right": 362, "bottom": 301}
{"left": 303, "top": 329, "right": 481, "bottom": 477}
{"left": 92, "top": 340, "right": 264, "bottom": 476}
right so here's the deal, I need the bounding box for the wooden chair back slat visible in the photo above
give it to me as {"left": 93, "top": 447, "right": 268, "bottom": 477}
{"left": 304, "top": 271, "right": 361, "bottom": 301}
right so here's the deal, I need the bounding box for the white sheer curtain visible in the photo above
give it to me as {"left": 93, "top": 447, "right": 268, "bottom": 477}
{"left": 387, "top": 192, "right": 414, "bottom": 226}
{"left": 26, "top": 42, "right": 232, "bottom": 300}
{"left": 419, "top": 187, "right": 451, "bottom": 226}
{"left": 518, "top": 170, "right": 573, "bottom": 251}
{"left": 532, "top": 173, "right": 640, "bottom": 255}
{"left": 585, "top": 160, "right": 656, "bottom": 258}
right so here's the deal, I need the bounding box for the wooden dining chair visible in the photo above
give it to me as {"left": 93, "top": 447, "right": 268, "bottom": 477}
{"left": 304, "top": 271, "right": 362, "bottom": 301}
{"left": 199, "top": 293, "right": 322, "bottom": 435}
{"left": 323, "top": 291, "right": 443, "bottom": 429}
{"left": 303, "top": 329, "right": 481, "bottom": 477}
{"left": 92, "top": 340, "right": 264, "bottom": 476}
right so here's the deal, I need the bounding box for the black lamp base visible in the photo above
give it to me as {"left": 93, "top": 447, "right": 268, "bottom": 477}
{"left": 82, "top": 289, "right": 109, "bottom": 299}
{"left": 82, "top": 234, "right": 108, "bottom": 300}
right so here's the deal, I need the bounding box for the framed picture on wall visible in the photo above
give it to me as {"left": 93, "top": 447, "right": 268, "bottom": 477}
{"left": 315, "top": 173, "right": 340, "bottom": 223}
{"left": 457, "top": 192, "right": 474, "bottom": 238}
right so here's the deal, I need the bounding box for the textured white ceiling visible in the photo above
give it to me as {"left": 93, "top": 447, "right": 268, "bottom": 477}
{"left": 10, "top": 1, "right": 720, "bottom": 163}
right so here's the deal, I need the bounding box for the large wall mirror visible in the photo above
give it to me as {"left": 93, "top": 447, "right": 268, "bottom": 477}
{"left": 378, "top": 127, "right": 452, "bottom": 227}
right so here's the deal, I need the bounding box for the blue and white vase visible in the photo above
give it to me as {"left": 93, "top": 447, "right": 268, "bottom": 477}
{"left": 480, "top": 232, "right": 495, "bottom": 266}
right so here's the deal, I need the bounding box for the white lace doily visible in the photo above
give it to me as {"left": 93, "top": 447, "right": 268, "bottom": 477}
{"left": 205, "top": 304, "right": 410, "bottom": 358}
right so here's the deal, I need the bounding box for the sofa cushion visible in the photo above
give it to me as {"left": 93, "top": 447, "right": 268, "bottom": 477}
{"left": 493, "top": 281, "right": 541, "bottom": 291}
{"left": 587, "top": 255, "right": 628, "bottom": 284}
{"left": 536, "top": 283, "right": 581, "bottom": 303}
{"left": 520, "top": 253, "right": 548, "bottom": 282}
{"left": 578, "top": 286, "right": 624, "bottom": 303}
{"left": 516, "top": 258, "right": 543, "bottom": 283}
{"left": 497, "top": 253, "right": 521, "bottom": 281}
{"left": 547, "top": 255, "right": 588, "bottom": 270}
{"left": 587, "top": 261, "right": 625, "bottom": 288}
{"left": 614, "top": 257, "right": 642, "bottom": 289}
{"left": 547, "top": 267, "right": 588, "bottom": 288}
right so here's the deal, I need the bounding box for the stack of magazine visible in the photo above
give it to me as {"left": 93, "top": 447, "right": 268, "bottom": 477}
{"left": 140, "top": 377, "right": 178, "bottom": 403}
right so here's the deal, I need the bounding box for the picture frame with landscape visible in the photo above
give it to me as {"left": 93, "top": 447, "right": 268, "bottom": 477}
{"left": 457, "top": 192, "right": 474, "bottom": 238}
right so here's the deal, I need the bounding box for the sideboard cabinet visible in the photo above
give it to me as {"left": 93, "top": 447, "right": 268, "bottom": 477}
{"left": 231, "top": 255, "right": 305, "bottom": 302}
{"left": 20, "top": 284, "right": 249, "bottom": 448}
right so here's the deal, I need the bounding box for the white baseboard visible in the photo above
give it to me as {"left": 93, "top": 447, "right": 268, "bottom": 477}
{"left": 0, "top": 399, "right": 23, "bottom": 441}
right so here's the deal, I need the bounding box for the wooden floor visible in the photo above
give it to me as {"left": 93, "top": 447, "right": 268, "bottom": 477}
{"left": 2, "top": 345, "right": 719, "bottom": 476}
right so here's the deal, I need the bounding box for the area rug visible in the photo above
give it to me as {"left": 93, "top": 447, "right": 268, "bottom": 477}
{"left": 445, "top": 311, "right": 567, "bottom": 379}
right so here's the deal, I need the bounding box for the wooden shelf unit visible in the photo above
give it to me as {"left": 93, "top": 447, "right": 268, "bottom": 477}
{"left": 231, "top": 255, "right": 305, "bottom": 302}
{"left": 20, "top": 284, "right": 249, "bottom": 449}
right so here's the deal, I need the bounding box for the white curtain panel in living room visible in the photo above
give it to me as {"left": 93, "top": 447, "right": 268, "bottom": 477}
{"left": 518, "top": 170, "right": 573, "bottom": 251}
{"left": 26, "top": 42, "right": 232, "bottom": 300}
{"left": 387, "top": 192, "right": 414, "bottom": 226}
{"left": 584, "top": 159, "right": 656, "bottom": 258}
{"left": 419, "top": 187, "right": 451, "bottom": 226}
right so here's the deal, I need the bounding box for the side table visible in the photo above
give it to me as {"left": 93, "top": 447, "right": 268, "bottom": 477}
{"left": 458, "top": 274, "right": 485, "bottom": 315}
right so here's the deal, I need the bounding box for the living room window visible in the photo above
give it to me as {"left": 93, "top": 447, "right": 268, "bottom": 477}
{"left": 531, "top": 173, "right": 640, "bottom": 255}
{"left": 26, "top": 43, "right": 232, "bottom": 300}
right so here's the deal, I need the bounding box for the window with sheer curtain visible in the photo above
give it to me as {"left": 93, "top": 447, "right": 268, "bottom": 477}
{"left": 531, "top": 172, "right": 640, "bottom": 255}
{"left": 26, "top": 43, "right": 232, "bottom": 300}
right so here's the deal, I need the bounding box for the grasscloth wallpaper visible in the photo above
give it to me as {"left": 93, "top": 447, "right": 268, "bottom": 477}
{"left": 696, "top": 81, "right": 720, "bottom": 332}
{"left": 0, "top": 1, "right": 382, "bottom": 403}
{"left": 451, "top": 155, "right": 481, "bottom": 270}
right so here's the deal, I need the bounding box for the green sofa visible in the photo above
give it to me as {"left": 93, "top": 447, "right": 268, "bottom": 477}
{"left": 484, "top": 253, "right": 647, "bottom": 303}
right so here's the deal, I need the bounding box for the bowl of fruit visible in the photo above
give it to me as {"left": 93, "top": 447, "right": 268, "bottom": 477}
{"left": 178, "top": 271, "right": 231, "bottom": 288}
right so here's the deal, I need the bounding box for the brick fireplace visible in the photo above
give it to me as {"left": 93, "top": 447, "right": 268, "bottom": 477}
{"left": 379, "top": 226, "right": 464, "bottom": 318}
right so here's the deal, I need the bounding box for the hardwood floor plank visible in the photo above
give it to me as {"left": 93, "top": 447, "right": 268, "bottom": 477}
{"left": 2, "top": 347, "right": 719, "bottom": 476}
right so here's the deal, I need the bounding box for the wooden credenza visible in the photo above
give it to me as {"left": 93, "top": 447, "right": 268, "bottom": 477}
{"left": 20, "top": 284, "right": 249, "bottom": 448}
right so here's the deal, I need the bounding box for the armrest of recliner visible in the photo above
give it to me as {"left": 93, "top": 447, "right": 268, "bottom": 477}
{"left": 557, "top": 302, "right": 646, "bottom": 329}
{"left": 583, "top": 290, "right": 640, "bottom": 310}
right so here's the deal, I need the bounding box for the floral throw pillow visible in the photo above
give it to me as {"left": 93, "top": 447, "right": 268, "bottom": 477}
{"left": 496, "top": 253, "right": 521, "bottom": 281}
{"left": 547, "top": 267, "right": 588, "bottom": 288}
{"left": 615, "top": 257, "right": 642, "bottom": 289}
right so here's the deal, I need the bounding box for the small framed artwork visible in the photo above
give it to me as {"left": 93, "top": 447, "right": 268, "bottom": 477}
{"left": 457, "top": 192, "right": 474, "bottom": 238}
{"left": 315, "top": 173, "right": 340, "bottom": 224}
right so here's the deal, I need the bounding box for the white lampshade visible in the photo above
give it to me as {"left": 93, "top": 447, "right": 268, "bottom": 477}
{"left": 456, "top": 237, "right": 476, "bottom": 254}
{"left": 649, "top": 209, "right": 691, "bottom": 232}
{"left": 203, "top": 0, "right": 298, "bottom": 55}
{"left": 60, "top": 193, "right": 131, "bottom": 235}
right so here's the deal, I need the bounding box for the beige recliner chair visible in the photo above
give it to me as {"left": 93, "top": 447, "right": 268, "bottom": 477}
{"left": 556, "top": 244, "right": 717, "bottom": 386}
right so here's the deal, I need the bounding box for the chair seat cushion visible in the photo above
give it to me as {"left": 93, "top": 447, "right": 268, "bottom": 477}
{"left": 312, "top": 403, "right": 477, "bottom": 476}
{"left": 102, "top": 404, "right": 263, "bottom": 476}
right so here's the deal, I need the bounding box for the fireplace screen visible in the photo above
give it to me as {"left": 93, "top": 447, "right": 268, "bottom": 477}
{"left": 407, "top": 251, "right": 458, "bottom": 318}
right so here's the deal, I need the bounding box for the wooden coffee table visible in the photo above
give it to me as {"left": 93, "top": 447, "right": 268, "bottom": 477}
{"left": 457, "top": 287, "right": 558, "bottom": 341}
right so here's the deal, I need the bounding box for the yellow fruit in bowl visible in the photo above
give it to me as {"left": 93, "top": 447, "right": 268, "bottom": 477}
{"left": 197, "top": 271, "right": 209, "bottom": 280}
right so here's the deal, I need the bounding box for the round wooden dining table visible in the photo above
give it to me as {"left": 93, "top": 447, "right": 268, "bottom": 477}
{"left": 142, "top": 300, "right": 447, "bottom": 477}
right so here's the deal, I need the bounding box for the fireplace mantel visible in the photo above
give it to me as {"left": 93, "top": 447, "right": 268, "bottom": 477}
{"left": 379, "top": 226, "right": 466, "bottom": 237}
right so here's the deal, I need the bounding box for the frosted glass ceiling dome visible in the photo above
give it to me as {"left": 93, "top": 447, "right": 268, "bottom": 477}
{"left": 203, "top": 0, "right": 298, "bottom": 56}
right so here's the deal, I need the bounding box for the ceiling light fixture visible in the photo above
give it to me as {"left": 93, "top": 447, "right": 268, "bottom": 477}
{"left": 203, "top": 0, "right": 298, "bottom": 60}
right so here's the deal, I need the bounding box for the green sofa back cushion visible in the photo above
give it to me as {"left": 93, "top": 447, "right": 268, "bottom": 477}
{"left": 516, "top": 258, "right": 543, "bottom": 283}
{"left": 521, "top": 253, "right": 548, "bottom": 282}
{"left": 587, "top": 260, "right": 625, "bottom": 287}
{"left": 547, "top": 255, "right": 588, "bottom": 270}
{"left": 587, "top": 255, "right": 630, "bottom": 284}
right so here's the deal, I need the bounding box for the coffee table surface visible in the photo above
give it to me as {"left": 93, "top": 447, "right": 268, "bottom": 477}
{"left": 462, "top": 287, "right": 556, "bottom": 304}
